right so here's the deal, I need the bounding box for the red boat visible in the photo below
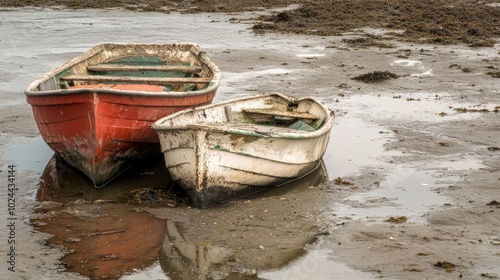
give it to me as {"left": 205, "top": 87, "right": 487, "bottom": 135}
{"left": 25, "top": 43, "right": 221, "bottom": 186}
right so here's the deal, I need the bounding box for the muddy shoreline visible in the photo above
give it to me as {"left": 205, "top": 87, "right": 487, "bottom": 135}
{"left": 2, "top": 0, "right": 500, "bottom": 47}
{"left": 0, "top": 3, "right": 499, "bottom": 280}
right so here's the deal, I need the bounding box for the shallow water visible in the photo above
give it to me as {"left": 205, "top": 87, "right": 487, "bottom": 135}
{"left": 334, "top": 168, "right": 449, "bottom": 222}
{"left": 259, "top": 249, "right": 378, "bottom": 280}
{"left": 324, "top": 116, "right": 399, "bottom": 179}
{"left": 4, "top": 136, "right": 53, "bottom": 172}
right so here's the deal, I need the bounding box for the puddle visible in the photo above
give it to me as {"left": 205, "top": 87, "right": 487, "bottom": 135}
{"left": 334, "top": 167, "right": 449, "bottom": 222}
{"left": 31, "top": 155, "right": 177, "bottom": 280}
{"left": 155, "top": 220, "right": 310, "bottom": 280}
{"left": 4, "top": 136, "right": 53, "bottom": 172}
{"left": 336, "top": 94, "right": 498, "bottom": 123}
{"left": 32, "top": 201, "right": 167, "bottom": 280}
{"left": 36, "top": 154, "right": 176, "bottom": 203}
{"left": 296, "top": 53, "right": 326, "bottom": 58}
{"left": 427, "top": 159, "right": 485, "bottom": 170}
{"left": 319, "top": 93, "right": 497, "bottom": 179}
{"left": 117, "top": 161, "right": 330, "bottom": 280}
{"left": 242, "top": 160, "right": 329, "bottom": 200}
{"left": 216, "top": 68, "right": 294, "bottom": 99}
{"left": 410, "top": 69, "right": 434, "bottom": 77}
{"left": 30, "top": 154, "right": 331, "bottom": 280}
{"left": 259, "top": 249, "right": 377, "bottom": 280}
{"left": 390, "top": 59, "right": 423, "bottom": 67}
{"left": 120, "top": 264, "right": 168, "bottom": 280}
{"left": 323, "top": 116, "right": 399, "bottom": 179}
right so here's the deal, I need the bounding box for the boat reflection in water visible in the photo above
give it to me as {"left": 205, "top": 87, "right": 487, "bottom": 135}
{"left": 158, "top": 161, "right": 328, "bottom": 280}
{"left": 34, "top": 154, "right": 328, "bottom": 279}
{"left": 159, "top": 220, "right": 312, "bottom": 280}
{"left": 36, "top": 154, "right": 175, "bottom": 203}
{"left": 33, "top": 155, "right": 174, "bottom": 280}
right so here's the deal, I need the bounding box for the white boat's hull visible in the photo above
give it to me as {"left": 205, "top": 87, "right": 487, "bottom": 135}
{"left": 154, "top": 93, "right": 334, "bottom": 208}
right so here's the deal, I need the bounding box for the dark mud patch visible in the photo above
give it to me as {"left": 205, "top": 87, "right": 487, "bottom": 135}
{"left": 352, "top": 71, "right": 399, "bottom": 83}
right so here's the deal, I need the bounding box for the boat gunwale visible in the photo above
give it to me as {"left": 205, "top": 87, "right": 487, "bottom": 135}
{"left": 24, "top": 86, "right": 219, "bottom": 98}
{"left": 152, "top": 92, "right": 335, "bottom": 139}
{"left": 24, "top": 42, "right": 221, "bottom": 97}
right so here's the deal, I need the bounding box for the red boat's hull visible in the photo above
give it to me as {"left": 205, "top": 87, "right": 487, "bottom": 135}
{"left": 27, "top": 90, "right": 216, "bottom": 186}
{"left": 25, "top": 43, "right": 221, "bottom": 186}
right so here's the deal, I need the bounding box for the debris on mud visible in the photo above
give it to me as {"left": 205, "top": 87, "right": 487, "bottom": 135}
{"left": 385, "top": 216, "right": 408, "bottom": 224}
{"left": 449, "top": 64, "right": 473, "bottom": 73}
{"left": 486, "top": 71, "right": 500, "bottom": 78}
{"left": 100, "top": 253, "right": 119, "bottom": 261}
{"left": 127, "top": 187, "right": 188, "bottom": 206}
{"left": 480, "top": 273, "right": 500, "bottom": 279}
{"left": 352, "top": 71, "right": 399, "bottom": 83}
{"left": 486, "top": 200, "right": 500, "bottom": 206}
{"left": 454, "top": 107, "right": 490, "bottom": 113}
{"left": 334, "top": 177, "right": 353, "bottom": 185}
{"left": 342, "top": 37, "right": 395, "bottom": 49}
{"left": 433, "top": 260, "right": 457, "bottom": 272}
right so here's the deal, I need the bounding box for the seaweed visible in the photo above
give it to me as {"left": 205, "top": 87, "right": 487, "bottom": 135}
{"left": 352, "top": 71, "right": 399, "bottom": 83}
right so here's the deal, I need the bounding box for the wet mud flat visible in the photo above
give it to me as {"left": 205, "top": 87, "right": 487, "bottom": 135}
{"left": 0, "top": 3, "right": 499, "bottom": 280}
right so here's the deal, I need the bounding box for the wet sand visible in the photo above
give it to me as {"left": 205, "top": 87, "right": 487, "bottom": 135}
{"left": 0, "top": 4, "right": 499, "bottom": 280}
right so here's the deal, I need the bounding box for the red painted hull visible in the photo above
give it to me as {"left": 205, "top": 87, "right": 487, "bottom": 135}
{"left": 25, "top": 43, "right": 221, "bottom": 186}
{"left": 27, "top": 90, "right": 216, "bottom": 186}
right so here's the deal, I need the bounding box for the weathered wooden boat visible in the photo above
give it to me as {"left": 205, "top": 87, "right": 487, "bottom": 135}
{"left": 25, "top": 43, "right": 221, "bottom": 186}
{"left": 153, "top": 93, "right": 334, "bottom": 208}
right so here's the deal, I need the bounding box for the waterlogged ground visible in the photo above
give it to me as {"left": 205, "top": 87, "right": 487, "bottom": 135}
{"left": 0, "top": 5, "right": 499, "bottom": 280}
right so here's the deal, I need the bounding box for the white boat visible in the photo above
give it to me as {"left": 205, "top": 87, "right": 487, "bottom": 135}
{"left": 152, "top": 93, "right": 334, "bottom": 208}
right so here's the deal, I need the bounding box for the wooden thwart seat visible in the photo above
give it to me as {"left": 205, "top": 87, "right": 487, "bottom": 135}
{"left": 60, "top": 75, "right": 211, "bottom": 84}
{"left": 242, "top": 108, "right": 320, "bottom": 120}
{"left": 87, "top": 64, "right": 203, "bottom": 73}
{"left": 224, "top": 123, "right": 308, "bottom": 134}
{"left": 186, "top": 123, "right": 309, "bottom": 135}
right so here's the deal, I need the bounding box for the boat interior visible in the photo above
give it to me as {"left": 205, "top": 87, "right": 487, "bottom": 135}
{"left": 166, "top": 96, "right": 329, "bottom": 135}
{"left": 58, "top": 55, "right": 211, "bottom": 92}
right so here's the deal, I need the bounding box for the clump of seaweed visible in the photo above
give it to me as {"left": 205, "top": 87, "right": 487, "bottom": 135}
{"left": 433, "top": 260, "right": 457, "bottom": 273}
{"left": 352, "top": 71, "right": 399, "bottom": 83}
{"left": 250, "top": 0, "right": 500, "bottom": 47}
{"left": 127, "top": 187, "right": 188, "bottom": 206}
{"left": 342, "top": 36, "right": 395, "bottom": 48}
{"left": 486, "top": 71, "right": 500, "bottom": 78}
{"left": 454, "top": 107, "right": 490, "bottom": 113}
{"left": 334, "top": 177, "right": 353, "bottom": 185}
{"left": 386, "top": 216, "right": 408, "bottom": 224}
